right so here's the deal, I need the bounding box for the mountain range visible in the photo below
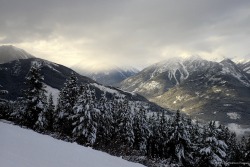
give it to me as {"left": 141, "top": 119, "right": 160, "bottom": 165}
{"left": 120, "top": 56, "right": 250, "bottom": 126}
{"left": 72, "top": 61, "right": 139, "bottom": 86}
{"left": 1, "top": 45, "right": 250, "bottom": 128}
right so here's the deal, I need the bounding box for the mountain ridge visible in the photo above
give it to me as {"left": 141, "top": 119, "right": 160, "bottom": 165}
{"left": 120, "top": 56, "right": 250, "bottom": 126}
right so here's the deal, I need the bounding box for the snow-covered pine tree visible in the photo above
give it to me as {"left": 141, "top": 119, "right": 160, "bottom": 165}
{"left": 54, "top": 72, "right": 79, "bottom": 136}
{"left": 188, "top": 120, "right": 203, "bottom": 165}
{"left": 0, "top": 85, "right": 9, "bottom": 119}
{"left": 21, "top": 64, "right": 48, "bottom": 130}
{"left": 118, "top": 99, "right": 135, "bottom": 154}
{"left": 166, "top": 110, "right": 193, "bottom": 166}
{"left": 216, "top": 124, "right": 238, "bottom": 162}
{"left": 147, "top": 112, "right": 161, "bottom": 158}
{"left": 110, "top": 94, "right": 123, "bottom": 145}
{"left": 198, "top": 121, "right": 228, "bottom": 167}
{"left": 244, "top": 136, "right": 250, "bottom": 162}
{"left": 159, "top": 111, "right": 170, "bottom": 158}
{"left": 95, "top": 93, "right": 113, "bottom": 148}
{"left": 227, "top": 132, "right": 243, "bottom": 162}
{"left": 45, "top": 93, "right": 55, "bottom": 132}
{"left": 72, "top": 84, "right": 99, "bottom": 146}
{"left": 133, "top": 106, "right": 150, "bottom": 155}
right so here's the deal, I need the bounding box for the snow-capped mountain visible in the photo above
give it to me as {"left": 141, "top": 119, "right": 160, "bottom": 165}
{"left": 0, "top": 45, "right": 35, "bottom": 64}
{"left": 120, "top": 56, "right": 250, "bottom": 126}
{"left": 72, "top": 61, "right": 139, "bottom": 86}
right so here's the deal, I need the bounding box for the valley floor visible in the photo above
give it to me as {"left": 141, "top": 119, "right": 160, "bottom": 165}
{"left": 0, "top": 121, "right": 145, "bottom": 167}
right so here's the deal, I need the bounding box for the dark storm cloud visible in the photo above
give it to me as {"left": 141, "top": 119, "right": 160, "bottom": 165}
{"left": 1, "top": 0, "right": 250, "bottom": 68}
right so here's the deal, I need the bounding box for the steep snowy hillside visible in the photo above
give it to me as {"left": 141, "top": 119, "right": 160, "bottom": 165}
{"left": 72, "top": 61, "right": 139, "bottom": 86}
{"left": 0, "top": 58, "right": 94, "bottom": 100}
{"left": 0, "top": 121, "right": 145, "bottom": 167}
{"left": 121, "top": 56, "right": 250, "bottom": 126}
{"left": 0, "top": 45, "right": 35, "bottom": 64}
{"left": 238, "top": 60, "right": 250, "bottom": 74}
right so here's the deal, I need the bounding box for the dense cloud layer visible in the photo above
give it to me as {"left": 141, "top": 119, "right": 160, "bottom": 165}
{"left": 0, "top": 0, "right": 250, "bottom": 69}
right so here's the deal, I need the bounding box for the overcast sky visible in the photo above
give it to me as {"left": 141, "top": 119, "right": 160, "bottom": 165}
{"left": 0, "top": 0, "right": 250, "bottom": 69}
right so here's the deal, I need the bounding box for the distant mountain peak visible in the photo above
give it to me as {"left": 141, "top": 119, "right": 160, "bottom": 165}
{"left": 184, "top": 54, "right": 202, "bottom": 61}
{"left": 72, "top": 61, "right": 139, "bottom": 86}
{"left": 220, "top": 58, "right": 235, "bottom": 64}
{"left": 0, "top": 45, "right": 35, "bottom": 64}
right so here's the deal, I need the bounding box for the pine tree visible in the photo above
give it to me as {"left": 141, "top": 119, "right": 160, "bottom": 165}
{"left": 95, "top": 93, "right": 113, "bottom": 148}
{"left": 244, "top": 136, "right": 250, "bottom": 162}
{"left": 118, "top": 99, "right": 134, "bottom": 154}
{"left": 147, "top": 112, "right": 160, "bottom": 158}
{"left": 46, "top": 93, "right": 55, "bottom": 131}
{"left": 21, "top": 64, "right": 47, "bottom": 130}
{"left": 166, "top": 110, "right": 193, "bottom": 166}
{"left": 159, "top": 111, "right": 169, "bottom": 158}
{"left": 228, "top": 132, "right": 242, "bottom": 162}
{"left": 0, "top": 85, "right": 9, "bottom": 119}
{"left": 72, "top": 84, "right": 99, "bottom": 146}
{"left": 133, "top": 107, "right": 150, "bottom": 155}
{"left": 198, "top": 121, "right": 228, "bottom": 167}
{"left": 54, "top": 72, "right": 79, "bottom": 136}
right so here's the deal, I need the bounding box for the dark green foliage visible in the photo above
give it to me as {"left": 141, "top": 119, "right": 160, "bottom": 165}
{"left": 0, "top": 85, "right": 10, "bottom": 119}
{"left": 133, "top": 107, "right": 150, "bottom": 155}
{"left": 54, "top": 72, "right": 79, "bottom": 136}
{"left": 244, "top": 137, "right": 250, "bottom": 162}
{"left": 72, "top": 84, "right": 99, "bottom": 146}
{"left": 21, "top": 64, "right": 47, "bottom": 129}
{"left": 45, "top": 93, "right": 55, "bottom": 131}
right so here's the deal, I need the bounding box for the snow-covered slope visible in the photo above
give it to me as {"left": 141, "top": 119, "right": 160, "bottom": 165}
{"left": 72, "top": 61, "right": 139, "bottom": 86}
{"left": 220, "top": 59, "right": 250, "bottom": 86}
{"left": 0, "top": 121, "right": 145, "bottom": 167}
{"left": 0, "top": 58, "right": 94, "bottom": 100}
{"left": 0, "top": 45, "right": 35, "bottom": 64}
{"left": 238, "top": 60, "right": 250, "bottom": 74}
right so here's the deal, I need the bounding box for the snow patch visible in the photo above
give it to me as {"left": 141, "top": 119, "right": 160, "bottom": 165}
{"left": 226, "top": 112, "right": 241, "bottom": 120}
{"left": 223, "top": 104, "right": 232, "bottom": 107}
{"left": 91, "top": 83, "right": 125, "bottom": 97}
{"left": 140, "top": 81, "right": 161, "bottom": 91}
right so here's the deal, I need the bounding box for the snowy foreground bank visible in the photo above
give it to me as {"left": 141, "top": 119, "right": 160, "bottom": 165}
{"left": 0, "top": 121, "right": 145, "bottom": 167}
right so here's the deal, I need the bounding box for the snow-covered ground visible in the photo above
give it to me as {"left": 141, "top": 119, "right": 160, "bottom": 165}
{"left": 0, "top": 121, "right": 145, "bottom": 167}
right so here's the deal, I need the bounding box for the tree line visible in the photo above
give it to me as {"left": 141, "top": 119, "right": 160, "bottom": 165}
{"left": 0, "top": 64, "right": 250, "bottom": 167}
